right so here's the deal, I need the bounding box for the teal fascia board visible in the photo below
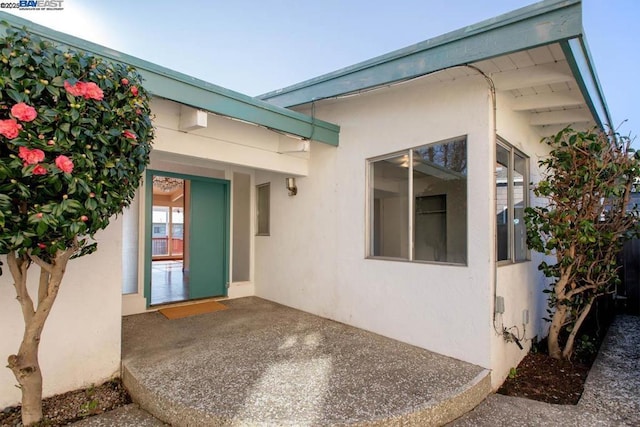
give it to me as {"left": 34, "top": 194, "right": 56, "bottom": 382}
{"left": 259, "top": 0, "right": 583, "bottom": 107}
{"left": 560, "top": 38, "right": 612, "bottom": 131}
{"left": 0, "top": 12, "right": 340, "bottom": 146}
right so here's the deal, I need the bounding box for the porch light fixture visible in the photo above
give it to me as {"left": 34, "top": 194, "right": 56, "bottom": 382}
{"left": 285, "top": 177, "right": 297, "bottom": 196}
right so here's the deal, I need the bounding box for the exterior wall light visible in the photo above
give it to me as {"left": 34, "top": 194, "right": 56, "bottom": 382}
{"left": 285, "top": 177, "right": 297, "bottom": 196}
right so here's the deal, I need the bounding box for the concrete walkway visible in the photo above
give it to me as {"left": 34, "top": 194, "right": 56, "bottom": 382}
{"left": 120, "top": 297, "right": 490, "bottom": 426}
{"left": 450, "top": 315, "right": 640, "bottom": 426}
{"left": 74, "top": 304, "right": 639, "bottom": 426}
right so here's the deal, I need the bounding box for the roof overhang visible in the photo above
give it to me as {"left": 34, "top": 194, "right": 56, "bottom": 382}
{"left": 0, "top": 12, "right": 340, "bottom": 146}
{"left": 560, "top": 37, "right": 612, "bottom": 129}
{"left": 259, "top": 0, "right": 611, "bottom": 134}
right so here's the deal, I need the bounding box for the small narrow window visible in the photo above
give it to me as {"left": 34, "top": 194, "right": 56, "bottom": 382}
{"left": 496, "top": 139, "right": 529, "bottom": 263}
{"left": 256, "top": 183, "right": 270, "bottom": 236}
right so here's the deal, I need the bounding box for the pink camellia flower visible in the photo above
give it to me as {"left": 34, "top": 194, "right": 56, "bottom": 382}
{"left": 19, "top": 146, "right": 45, "bottom": 165}
{"left": 83, "top": 82, "right": 104, "bottom": 101}
{"left": 121, "top": 78, "right": 129, "bottom": 85}
{"left": 32, "top": 164, "right": 47, "bottom": 175}
{"left": 11, "top": 102, "right": 37, "bottom": 122}
{"left": 63, "top": 80, "right": 104, "bottom": 101}
{"left": 0, "top": 119, "right": 22, "bottom": 139}
{"left": 64, "top": 80, "right": 85, "bottom": 97}
{"left": 36, "top": 212, "right": 43, "bottom": 219}
{"left": 55, "top": 155, "right": 74, "bottom": 173}
{"left": 80, "top": 215, "right": 88, "bottom": 222}
{"left": 37, "top": 243, "right": 46, "bottom": 249}
{"left": 122, "top": 130, "right": 137, "bottom": 140}
{"left": 130, "top": 86, "right": 138, "bottom": 97}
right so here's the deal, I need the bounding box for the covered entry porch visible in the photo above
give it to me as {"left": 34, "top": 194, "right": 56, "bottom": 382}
{"left": 122, "top": 297, "right": 490, "bottom": 426}
{"left": 121, "top": 89, "right": 341, "bottom": 314}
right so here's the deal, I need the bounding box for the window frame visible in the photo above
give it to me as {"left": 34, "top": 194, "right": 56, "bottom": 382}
{"left": 255, "top": 182, "right": 270, "bottom": 236}
{"left": 496, "top": 137, "right": 530, "bottom": 265}
{"left": 366, "top": 136, "right": 468, "bottom": 266}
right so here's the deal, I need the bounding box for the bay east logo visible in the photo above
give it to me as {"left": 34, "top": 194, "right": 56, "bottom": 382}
{"left": 19, "top": 0, "right": 64, "bottom": 9}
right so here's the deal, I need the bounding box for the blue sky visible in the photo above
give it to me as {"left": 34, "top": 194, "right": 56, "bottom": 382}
{"left": 5, "top": 0, "right": 639, "bottom": 139}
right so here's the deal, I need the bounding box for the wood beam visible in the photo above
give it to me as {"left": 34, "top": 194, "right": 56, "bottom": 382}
{"left": 529, "top": 109, "right": 593, "bottom": 126}
{"left": 512, "top": 90, "right": 584, "bottom": 111}
{"left": 490, "top": 62, "right": 572, "bottom": 91}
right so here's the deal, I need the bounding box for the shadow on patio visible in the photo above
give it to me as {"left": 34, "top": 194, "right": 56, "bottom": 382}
{"left": 122, "top": 297, "right": 490, "bottom": 426}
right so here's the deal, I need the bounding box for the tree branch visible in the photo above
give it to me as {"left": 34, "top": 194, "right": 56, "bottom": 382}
{"left": 562, "top": 296, "right": 596, "bottom": 359}
{"left": 6, "top": 251, "right": 35, "bottom": 325}
{"left": 28, "top": 253, "right": 52, "bottom": 273}
{"left": 37, "top": 268, "right": 49, "bottom": 306}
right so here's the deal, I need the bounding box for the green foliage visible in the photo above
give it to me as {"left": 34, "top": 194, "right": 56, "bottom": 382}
{"left": 508, "top": 367, "right": 517, "bottom": 379}
{"left": 574, "top": 334, "right": 597, "bottom": 361}
{"left": 0, "top": 26, "right": 154, "bottom": 267}
{"left": 79, "top": 399, "right": 99, "bottom": 417}
{"left": 525, "top": 127, "right": 639, "bottom": 357}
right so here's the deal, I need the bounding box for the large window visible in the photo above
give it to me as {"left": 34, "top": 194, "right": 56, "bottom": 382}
{"left": 369, "top": 137, "right": 467, "bottom": 264}
{"left": 496, "top": 139, "right": 529, "bottom": 263}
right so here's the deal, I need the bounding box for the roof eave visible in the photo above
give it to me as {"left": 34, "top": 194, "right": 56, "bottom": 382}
{"left": 258, "top": 0, "right": 585, "bottom": 108}
{"left": 560, "top": 37, "right": 613, "bottom": 131}
{"left": 0, "top": 12, "right": 340, "bottom": 146}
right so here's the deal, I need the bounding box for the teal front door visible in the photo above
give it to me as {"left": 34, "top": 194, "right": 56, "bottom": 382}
{"left": 145, "top": 170, "right": 229, "bottom": 306}
{"left": 188, "top": 179, "right": 228, "bottom": 299}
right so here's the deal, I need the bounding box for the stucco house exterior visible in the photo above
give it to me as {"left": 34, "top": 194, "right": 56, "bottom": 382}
{"left": 0, "top": 0, "right": 611, "bottom": 409}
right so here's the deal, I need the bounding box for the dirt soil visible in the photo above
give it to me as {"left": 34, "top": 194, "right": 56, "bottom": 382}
{"left": 497, "top": 352, "right": 590, "bottom": 404}
{"left": 0, "top": 379, "right": 130, "bottom": 426}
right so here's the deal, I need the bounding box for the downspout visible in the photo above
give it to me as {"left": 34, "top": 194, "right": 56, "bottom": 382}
{"left": 465, "top": 65, "right": 502, "bottom": 336}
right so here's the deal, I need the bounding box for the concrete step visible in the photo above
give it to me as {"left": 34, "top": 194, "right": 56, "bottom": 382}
{"left": 122, "top": 297, "right": 491, "bottom": 426}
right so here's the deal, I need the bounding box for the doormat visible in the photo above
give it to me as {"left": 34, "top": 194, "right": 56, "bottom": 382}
{"left": 159, "top": 300, "right": 227, "bottom": 320}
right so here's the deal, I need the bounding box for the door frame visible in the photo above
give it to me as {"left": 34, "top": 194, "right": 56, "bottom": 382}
{"left": 144, "top": 169, "right": 230, "bottom": 307}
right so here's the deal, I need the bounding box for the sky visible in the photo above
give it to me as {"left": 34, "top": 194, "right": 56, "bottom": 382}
{"left": 3, "top": 0, "right": 639, "bottom": 139}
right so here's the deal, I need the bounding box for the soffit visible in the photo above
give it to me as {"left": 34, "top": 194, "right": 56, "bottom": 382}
{"left": 471, "top": 43, "right": 596, "bottom": 137}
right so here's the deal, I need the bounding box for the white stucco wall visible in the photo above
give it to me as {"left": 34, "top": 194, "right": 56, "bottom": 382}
{"left": 0, "top": 219, "right": 123, "bottom": 409}
{"left": 489, "top": 91, "right": 554, "bottom": 387}
{"left": 255, "top": 75, "right": 496, "bottom": 368}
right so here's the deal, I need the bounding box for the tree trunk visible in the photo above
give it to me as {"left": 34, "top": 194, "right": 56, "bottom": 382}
{"left": 7, "top": 340, "right": 43, "bottom": 425}
{"left": 548, "top": 303, "right": 567, "bottom": 359}
{"left": 6, "top": 249, "right": 74, "bottom": 426}
{"left": 562, "top": 297, "right": 595, "bottom": 359}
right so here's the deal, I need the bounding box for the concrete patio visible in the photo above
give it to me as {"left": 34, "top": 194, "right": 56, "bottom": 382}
{"left": 119, "top": 297, "right": 490, "bottom": 426}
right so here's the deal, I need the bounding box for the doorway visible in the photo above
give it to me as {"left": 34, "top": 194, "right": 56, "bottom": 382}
{"left": 146, "top": 171, "right": 229, "bottom": 306}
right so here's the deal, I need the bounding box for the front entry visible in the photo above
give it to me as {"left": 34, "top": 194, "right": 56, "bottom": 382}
{"left": 146, "top": 170, "right": 229, "bottom": 306}
{"left": 188, "top": 179, "right": 227, "bottom": 299}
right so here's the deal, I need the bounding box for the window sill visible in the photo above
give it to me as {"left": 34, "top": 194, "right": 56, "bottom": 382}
{"left": 366, "top": 256, "right": 467, "bottom": 267}
{"left": 497, "top": 259, "right": 531, "bottom": 267}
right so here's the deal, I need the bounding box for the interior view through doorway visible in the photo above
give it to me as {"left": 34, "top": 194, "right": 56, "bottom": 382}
{"left": 151, "top": 175, "right": 187, "bottom": 305}
{"left": 149, "top": 172, "right": 230, "bottom": 306}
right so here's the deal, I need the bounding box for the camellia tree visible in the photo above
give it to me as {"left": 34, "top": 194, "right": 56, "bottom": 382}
{"left": 0, "top": 27, "right": 153, "bottom": 425}
{"left": 525, "top": 128, "right": 639, "bottom": 360}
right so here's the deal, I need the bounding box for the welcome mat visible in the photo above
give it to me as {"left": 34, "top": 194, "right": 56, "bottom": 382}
{"left": 159, "top": 300, "right": 228, "bottom": 320}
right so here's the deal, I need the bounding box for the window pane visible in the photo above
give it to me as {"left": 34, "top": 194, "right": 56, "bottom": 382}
{"left": 171, "top": 207, "right": 184, "bottom": 256}
{"left": 152, "top": 206, "right": 169, "bottom": 256}
{"left": 513, "top": 153, "right": 527, "bottom": 261}
{"left": 256, "top": 183, "right": 270, "bottom": 236}
{"left": 413, "top": 139, "right": 467, "bottom": 263}
{"left": 371, "top": 155, "right": 409, "bottom": 259}
{"left": 496, "top": 145, "right": 510, "bottom": 261}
